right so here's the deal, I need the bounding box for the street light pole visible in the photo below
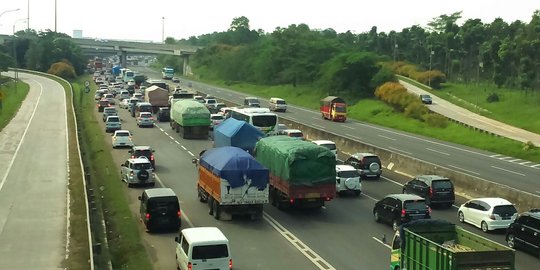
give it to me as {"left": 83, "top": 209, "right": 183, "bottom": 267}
{"left": 13, "top": 18, "right": 28, "bottom": 35}
{"left": 27, "top": 0, "right": 29, "bottom": 30}
{"left": 54, "top": 0, "right": 57, "bottom": 32}
{"left": 161, "top": 17, "right": 165, "bottom": 43}
{"left": 428, "top": 50, "right": 434, "bottom": 87}
{"left": 0, "top": 8, "right": 20, "bottom": 20}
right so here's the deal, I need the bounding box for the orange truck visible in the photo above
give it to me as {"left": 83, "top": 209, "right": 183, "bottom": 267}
{"left": 195, "top": 146, "right": 269, "bottom": 220}
{"left": 320, "top": 96, "right": 347, "bottom": 122}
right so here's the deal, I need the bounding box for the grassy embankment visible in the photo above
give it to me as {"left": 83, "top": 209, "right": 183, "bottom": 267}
{"left": 71, "top": 75, "right": 153, "bottom": 270}
{"left": 189, "top": 73, "right": 540, "bottom": 163}
{"left": 0, "top": 78, "right": 29, "bottom": 131}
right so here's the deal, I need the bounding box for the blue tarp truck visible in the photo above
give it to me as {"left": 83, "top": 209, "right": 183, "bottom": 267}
{"left": 196, "top": 146, "right": 269, "bottom": 221}
{"left": 213, "top": 118, "right": 265, "bottom": 154}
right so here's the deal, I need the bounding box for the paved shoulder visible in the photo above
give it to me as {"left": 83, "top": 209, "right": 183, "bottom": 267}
{"left": 0, "top": 72, "right": 68, "bottom": 269}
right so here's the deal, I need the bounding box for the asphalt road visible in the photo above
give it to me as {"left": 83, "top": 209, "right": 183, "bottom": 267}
{"left": 135, "top": 68, "right": 540, "bottom": 197}
{"left": 98, "top": 83, "right": 538, "bottom": 269}
{"left": 0, "top": 72, "right": 68, "bottom": 269}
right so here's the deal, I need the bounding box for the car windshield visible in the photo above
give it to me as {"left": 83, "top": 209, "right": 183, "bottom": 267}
{"left": 335, "top": 105, "right": 346, "bottom": 112}
{"left": 252, "top": 115, "right": 277, "bottom": 127}
{"left": 404, "top": 200, "right": 427, "bottom": 210}
{"left": 276, "top": 100, "right": 286, "bottom": 104}
{"left": 319, "top": 143, "right": 336, "bottom": 150}
{"left": 339, "top": 170, "right": 359, "bottom": 178}
{"left": 133, "top": 163, "right": 152, "bottom": 170}
{"left": 432, "top": 180, "right": 452, "bottom": 189}
{"left": 207, "top": 99, "right": 216, "bottom": 104}
{"left": 192, "top": 244, "right": 229, "bottom": 260}
{"left": 288, "top": 132, "right": 303, "bottom": 138}
{"left": 493, "top": 205, "right": 517, "bottom": 216}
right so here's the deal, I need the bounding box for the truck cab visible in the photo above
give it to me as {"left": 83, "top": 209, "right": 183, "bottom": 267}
{"left": 320, "top": 96, "right": 347, "bottom": 122}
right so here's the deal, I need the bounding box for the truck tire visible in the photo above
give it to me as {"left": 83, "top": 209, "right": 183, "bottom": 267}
{"left": 213, "top": 200, "right": 221, "bottom": 220}
{"left": 208, "top": 197, "right": 214, "bottom": 216}
{"left": 269, "top": 187, "right": 276, "bottom": 206}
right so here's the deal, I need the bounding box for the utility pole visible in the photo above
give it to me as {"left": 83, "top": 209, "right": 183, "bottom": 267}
{"left": 54, "top": 0, "right": 57, "bottom": 32}
{"left": 429, "top": 50, "right": 434, "bottom": 87}
{"left": 161, "top": 17, "right": 165, "bottom": 43}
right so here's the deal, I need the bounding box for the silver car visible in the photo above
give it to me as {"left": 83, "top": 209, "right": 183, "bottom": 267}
{"left": 120, "top": 157, "right": 155, "bottom": 187}
{"left": 137, "top": 112, "right": 154, "bottom": 127}
{"left": 105, "top": 116, "right": 122, "bottom": 133}
{"left": 112, "top": 130, "right": 134, "bottom": 148}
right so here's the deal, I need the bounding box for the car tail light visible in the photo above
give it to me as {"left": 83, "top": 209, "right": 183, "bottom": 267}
{"left": 489, "top": 214, "right": 496, "bottom": 220}
{"left": 290, "top": 198, "right": 294, "bottom": 204}
{"left": 229, "top": 259, "right": 233, "bottom": 269}
{"left": 429, "top": 187, "right": 433, "bottom": 198}
{"left": 187, "top": 262, "right": 192, "bottom": 270}
{"left": 150, "top": 155, "right": 154, "bottom": 161}
{"left": 428, "top": 207, "right": 432, "bottom": 214}
{"left": 325, "top": 196, "right": 331, "bottom": 201}
{"left": 130, "top": 172, "right": 134, "bottom": 176}
{"left": 401, "top": 209, "right": 406, "bottom": 217}
{"left": 131, "top": 155, "right": 135, "bottom": 159}
{"left": 145, "top": 213, "right": 150, "bottom": 221}
{"left": 177, "top": 210, "right": 181, "bottom": 217}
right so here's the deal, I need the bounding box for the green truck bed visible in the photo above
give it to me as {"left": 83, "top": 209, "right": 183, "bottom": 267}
{"left": 254, "top": 136, "right": 336, "bottom": 185}
{"left": 393, "top": 219, "right": 515, "bottom": 270}
{"left": 171, "top": 99, "right": 211, "bottom": 127}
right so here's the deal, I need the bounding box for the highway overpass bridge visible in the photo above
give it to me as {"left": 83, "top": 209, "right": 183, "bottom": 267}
{"left": 0, "top": 34, "right": 201, "bottom": 75}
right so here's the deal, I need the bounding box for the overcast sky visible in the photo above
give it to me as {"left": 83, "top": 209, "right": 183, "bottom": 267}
{"left": 1, "top": 0, "right": 539, "bottom": 42}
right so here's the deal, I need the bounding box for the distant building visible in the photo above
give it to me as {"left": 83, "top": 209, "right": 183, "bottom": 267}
{"left": 73, "top": 30, "right": 83, "bottom": 38}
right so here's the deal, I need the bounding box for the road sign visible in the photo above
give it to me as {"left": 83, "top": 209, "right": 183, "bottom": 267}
{"left": 85, "top": 80, "right": 90, "bottom": 87}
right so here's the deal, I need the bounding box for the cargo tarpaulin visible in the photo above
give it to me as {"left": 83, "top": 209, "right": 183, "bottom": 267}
{"left": 171, "top": 99, "right": 211, "bottom": 126}
{"left": 214, "top": 118, "right": 265, "bottom": 154}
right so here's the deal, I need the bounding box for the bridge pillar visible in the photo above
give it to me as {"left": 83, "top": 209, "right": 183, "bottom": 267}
{"left": 119, "top": 51, "right": 127, "bottom": 67}
{"left": 181, "top": 55, "right": 191, "bottom": 76}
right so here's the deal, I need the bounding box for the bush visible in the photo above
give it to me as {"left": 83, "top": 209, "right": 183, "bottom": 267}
{"left": 522, "top": 141, "right": 536, "bottom": 151}
{"left": 404, "top": 102, "right": 428, "bottom": 120}
{"left": 48, "top": 60, "right": 76, "bottom": 79}
{"left": 486, "top": 93, "right": 500, "bottom": 103}
{"left": 423, "top": 113, "right": 449, "bottom": 128}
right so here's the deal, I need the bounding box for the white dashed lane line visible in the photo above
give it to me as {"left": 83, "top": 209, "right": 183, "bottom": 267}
{"left": 425, "top": 147, "right": 450, "bottom": 156}
{"left": 490, "top": 166, "right": 526, "bottom": 176}
{"left": 378, "top": 135, "right": 396, "bottom": 141}
{"left": 388, "top": 147, "right": 412, "bottom": 156}
{"left": 446, "top": 165, "right": 480, "bottom": 176}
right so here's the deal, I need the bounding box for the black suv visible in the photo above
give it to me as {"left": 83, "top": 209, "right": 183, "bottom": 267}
{"left": 506, "top": 209, "right": 540, "bottom": 257}
{"left": 373, "top": 194, "right": 431, "bottom": 231}
{"left": 138, "top": 188, "right": 181, "bottom": 233}
{"left": 156, "top": 107, "right": 170, "bottom": 122}
{"left": 402, "top": 175, "right": 455, "bottom": 207}
{"left": 129, "top": 146, "right": 156, "bottom": 169}
{"left": 344, "top": 152, "right": 382, "bottom": 179}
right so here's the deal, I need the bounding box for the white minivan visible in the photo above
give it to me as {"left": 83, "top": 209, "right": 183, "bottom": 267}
{"left": 175, "top": 227, "right": 232, "bottom": 270}
{"left": 312, "top": 140, "right": 338, "bottom": 160}
{"left": 269, "top": 97, "right": 287, "bottom": 112}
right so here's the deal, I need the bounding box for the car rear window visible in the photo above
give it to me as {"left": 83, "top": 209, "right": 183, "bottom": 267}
{"left": 135, "top": 150, "right": 152, "bottom": 157}
{"left": 288, "top": 132, "right": 303, "bottom": 138}
{"left": 432, "top": 180, "right": 452, "bottom": 189}
{"left": 116, "top": 132, "right": 130, "bottom": 137}
{"left": 107, "top": 117, "right": 119, "bottom": 122}
{"left": 338, "top": 170, "right": 359, "bottom": 178}
{"left": 493, "top": 205, "right": 517, "bottom": 216}
{"left": 211, "top": 115, "right": 224, "bottom": 120}
{"left": 362, "top": 156, "right": 380, "bottom": 164}
{"left": 148, "top": 198, "right": 179, "bottom": 213}
{"left": 319, "top": 143, "right": 336, "bottom": 151}
{"left": 133, "top": 163, "right": 152, "bottom": 170}
{"left": 276, "top": 100, "right": 286, "bottom": 104}
{"left": 404, "top": 200, "right": 427, "bottom": 210}
{"left": 192, "top": 244, "right": 229, "bottom": 260}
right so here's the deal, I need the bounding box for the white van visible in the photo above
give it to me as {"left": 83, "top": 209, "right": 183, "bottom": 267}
{"left": 335, "top": 165, "right": 362, "bottom": 196}
{"left": 312, "top": 140, "right": 338, "bottom": 160}
{"left": 175, "top": 227, "right": 232, "bottom": 270}
{"left": 269, "top": 97, "right": 287, "bottom": 112}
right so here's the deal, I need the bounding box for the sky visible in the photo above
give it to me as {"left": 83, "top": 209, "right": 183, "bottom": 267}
{"left": 1, "top": 0, "right": 539, "bottom": 42}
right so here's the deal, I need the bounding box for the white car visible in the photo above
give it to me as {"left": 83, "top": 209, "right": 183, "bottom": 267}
{"left": 103, "top": 93, "right": 116, "bottom": 105}
{"left": 118, "top": 90, "right": 130, "bottom": 101}
{"left": 281, "top": 129, "right": 305, "bottom": 140}
{"left": 335, "top": 165, "right": 361, "bottom": 196}
{"left": 458, "top": 197, "right": 518, "bottom": 232}
{"left": 119, "top": 99, "right": 130, "bottom": 109}
{"left": 210, "top": 114, "right": 225, "bottom": 129}
{"left": 112, "top": 130, "right": 134, "bottom": 148}
{"left": 136, "top": 112, "right": 155, "bottom": 127}
{"left": 312, "top": 140, "right": 338, "bottom": 160}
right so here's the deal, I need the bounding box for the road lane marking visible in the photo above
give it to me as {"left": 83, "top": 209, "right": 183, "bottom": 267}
{"left": 343, "top": 125, "right": 355, "bottom": 130}
{"left": 312, "top": 117, "right": 320, "bottom": 120}
{"left": 446, "top": 165, "right": 480, "bottom": 175}
{"left": 518, "top": 161, "right": 531, "bottom": 165}
{"left": 181, "top": 145, "right": 187, "bottom": 150}
{"left": 498, "top": 156, "right": 512, "bottom": 160}
{"left": 392, "top": 171, "right": 414, "bottom": 178}
{"left": 344, "top": 133, "right": 357, "bottom": 139}
{"left": 263, "top": 212, "right": 336, "bottom": 270}
{"left": 490, "top": 166, "right": 526, "bottom": 176}
{"left": 490, "top": 154, "right": 502, "bottom": 158}
{"left": 531, "top": 164, "right": 540, "bottom": 168}
{"left": 169, "top": 136, "right": 175, "bottom": 140}
{"left": 0, "top": 80, "right": 43, "bottom": 192}
{"left": 372, "top": 236, "right": 391, "bottom": 249}
{"left": 508, "top": 159, "right": 521, "bottom": 162}
{"left": 312, "top": 124, "right": 325, "bottom": 129}
{"left": 388, "top": 147, "right": 412, "bottom": 156}
{"left": 187, "top": 151, "right": 195, "bottom": 157}
{"left": 387, "top": 162, "right": 394, "bottom": 170}
{"left": 426, "top": 147, "right": 450, "bottom": 156}
{"left": 163, "top": 132, "right": 168, "bottom": 136}
{"left": 378, "top": 135, "right": 396, "bottom": 141}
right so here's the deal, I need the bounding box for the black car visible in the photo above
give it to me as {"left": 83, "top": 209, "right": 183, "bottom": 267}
{"left": 373, "top": 194, "right": 431, "bottom": 231}
{"left": 138, "top": 188, "right": 181, "bottom": 233}
{"left": 156, "top": 107, "right": 170, "bottom": 122}
{"left": 129, "top": 146, "right": 156, "bottom": 169}
{"left": 506, "top": 209, "right": 540, "bottom": 257}
{"left": 420, "top": 94, "right": 433, "bottom": 104}
{"left": 344, "top": 152, "right": 382, "bottom": 179}
{"left": 402, "top": 175, "right": 455, "bottom": 207}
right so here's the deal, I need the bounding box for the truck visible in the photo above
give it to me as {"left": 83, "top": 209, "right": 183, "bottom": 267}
{"left": 254, "top": 136, "right": 336, "bottom": 209}
{"left": 195, "top": 146, "right": 269, "bottom": 221}
{"left": 168, "top": 90, "right": 195, "bottom": 108}
{"left": 390, "top": 219, "right": 515, "bottom": 270}
{"left": 320, "top": 96, "right": 347, "bottom": 122}
{"left": 144, "top": 86, "right": 169, "bottom": 113}
{"left": 213, "top": 118, "right": 265, "bottom": 155}
{"left": 170, "top": 99, "right": 211, "bottom": 139}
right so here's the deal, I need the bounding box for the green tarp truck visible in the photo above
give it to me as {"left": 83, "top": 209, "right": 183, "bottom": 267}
{"left": 390, "top": 219, "right": 515, "bottom": 270}
{"left": 170, "top": 99, "right": 211, "bottom": 139}
{"left": 254, "top": 136, "right": 336, "bottom": 209}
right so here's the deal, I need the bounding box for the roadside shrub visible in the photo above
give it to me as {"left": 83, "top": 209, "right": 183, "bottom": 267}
{"left": 404, "top": 102, "right": 428, "bottom": 120}
{"left": 48, "top": 60, "right": 76, "bottom": 79}
{"left": 486, "top": 93, "right": 500, "bottom": 103}
{"left": 423, "top": 113, "right": 449, "bottom": 128}
{"left": 523, "top": 141, "right": 536, "bottom": 151}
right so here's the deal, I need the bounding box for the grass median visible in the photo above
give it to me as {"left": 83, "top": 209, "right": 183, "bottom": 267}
{"left": 0, "top": 78, "right": 29, "bottom": 132}
{"left": 188, "top": 75, "right": 540, "bottom": 163}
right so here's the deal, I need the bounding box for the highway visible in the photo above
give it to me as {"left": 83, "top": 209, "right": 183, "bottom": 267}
{"left": 101, "top": 76, "right": 538, "bottom": 269}
{"left": 0, "top": 72, "right": 68, "bottom": 268}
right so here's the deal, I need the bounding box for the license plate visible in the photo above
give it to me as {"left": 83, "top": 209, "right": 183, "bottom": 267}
{"left": 305, "top": 193, "right": 320, "bottom": 199}
{"left": 306, "top": 198, "right": 316, "bottom": 202}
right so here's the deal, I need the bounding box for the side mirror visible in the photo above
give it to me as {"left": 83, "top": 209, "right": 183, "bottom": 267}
{"left": 175, "top": 236, "right": 180, "bottom": 243}
{"left": 121, "top": 164, "right": 125, "bottom": 167}
{"left": 191, "top": 158, "right": 198, "bottom": 165}
{"left": 128, "top": 150, "right": 133, "bottom": 153}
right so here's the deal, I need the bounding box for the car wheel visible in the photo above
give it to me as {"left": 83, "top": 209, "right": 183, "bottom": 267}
{"left": 481, "top": 221, "right": 489, "bottom": 233}
{"left": 374, "top": 211, "right": 380, "bottom": 222}
{"left": 506, "top": 234, "right": 515, "bottom": 248}
{"left": 402, "top": 189, "right": 407, "bottom": 194}
{"left": 354, "top": 190, "right": 361, "bottom": 197}
{"left": 458, "top": 211, "right": 465, "bottom": 223}
{"left": 392, "top": 219, "right": 399, "bottom": 231}
{"left": 213, "top": 200, "right": 220, "bottom": 220}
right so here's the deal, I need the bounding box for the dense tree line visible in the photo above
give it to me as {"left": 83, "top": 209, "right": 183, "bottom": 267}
{"left": 172, "top": 11, "right": 539, "bottom": 92}
{"left": 0, "top": 30, "right": 86, "bottom": 79}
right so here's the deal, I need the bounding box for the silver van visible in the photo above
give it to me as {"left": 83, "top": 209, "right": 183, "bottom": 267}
{"left": 175, "top": 227, "right": 232, "bottom": 270}
{"left": 269, "top": 97, "right": 287, "bottom": 112}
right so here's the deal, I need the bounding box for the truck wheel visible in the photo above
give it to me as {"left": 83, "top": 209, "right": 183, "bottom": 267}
{"left": 354, "top": 190, "right": 361, "bottom": 197}
{"left": 208, "top": 197, "right": 214, "bottom": 216}
{"left": 269, "top": 188, "right": 276, "bottom": 206}
{"left": 506, "top": 234, "right": 515, "bottom": 248}
{"left": 213, "top": 200, "right": 221, "bottom": 220}
{"left": 374, "top": 211, "right": 380, "bottom": 222}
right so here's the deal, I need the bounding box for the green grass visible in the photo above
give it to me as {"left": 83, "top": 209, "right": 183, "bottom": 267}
{"left": 71, "top": 76, "right": 153, "bottom": 270}
{"left": 0, "top": 79, "right": 29, "bottom": 132}
{"left": 188, "top": 73, "right": 540, "bottom": 163}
